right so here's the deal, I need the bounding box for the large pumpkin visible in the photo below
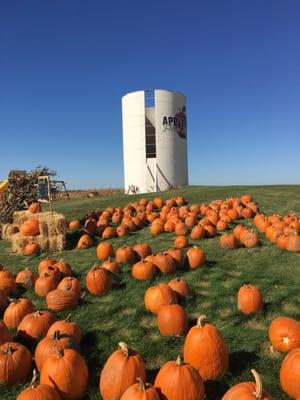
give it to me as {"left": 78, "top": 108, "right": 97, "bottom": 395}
{"left": 40, "top": 348, "right": 88, "bottom": 400}
{"left": 152, "top": 253, "right": 176, "bottom": 275}
{"left": 46, "top": 287, "right": 79, "bottom": 312}
{"left": 116, "top": 246, "right": 135, "bottom": 264}
{"left": 99, "top": 342, "right": 146, "bottom": 400}
{"left": 35, "top": 330, "right": 78, "bottom": 372}
{"left": 144, "top": 284, "right": 178, "bottom": 314}
{"left": 16, "top": 369, "right": 60, "bottom": 400}
{"left": 237, "top": 285, "right": 263, "bottom": 315}
{"left": 157, "top": 304, "right": 188, "bottom": 336}
{"left": 221, "top": 369, "right": 271, "bottom": 399}
{"left": 132, "top": 260, "right": 157, "bottom": 280}
{"left": 18, "top": 310, "right": 56, "bottom": 342}
{"left": 86, "top": 265, "right": 112, "bottom": 296}
{"left": 3, "top": 298, "right": 35, "bottom": 329}
{"left": 269, "top": 316, "right": 300, "bottom": 352}
{"left": 0, "top": 342, "right": 32, "bottom": 384}
{"left": 154, "top": 355, "right": 205, "bottom": 400}
{"left": 0, "top": 320, "right": 13, "bottom": 345}
{"left": 183, "top": 315, "right": 228, "bottom": 380}
{"left": 280, "top": 348, "right": 300, "bottom": 398}
{"left": 47, "top": 315, "right": 82, "bottom": 345}
{"left": 121, "top": 378, "right": 160, "bottom": 400}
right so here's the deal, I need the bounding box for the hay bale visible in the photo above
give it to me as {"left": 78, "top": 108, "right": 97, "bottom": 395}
{"left": 1, "top": 224, "right": 19, "bottom": 240}
{"left": 13, "top": 210, "right": 31, "bottom": 226}
{"left": 36, "top": 235, "right": 49, "bottom": 251}
{"left": 48, "top": 234, "right": 65, "bottom": 252}
{"left": 39, "top": 221, "right": 48, "bottom": 236}
{"left": 11, "top": 233, "right": 32, "bottom": 253}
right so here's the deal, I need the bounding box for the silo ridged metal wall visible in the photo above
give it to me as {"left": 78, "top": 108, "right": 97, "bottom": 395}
{"left": 122, "top": 89, "right": 188, "bottom": 194}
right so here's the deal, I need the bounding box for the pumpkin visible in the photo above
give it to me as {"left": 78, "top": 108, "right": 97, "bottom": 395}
{"left": 175, "top": 222, "right": 189, "bottom": 236}
{"left": 35, "top": 330, "right": 78, "bottom": 372}
{"left": 96, "top": 241, "right": 114, "bottom": 260}
{"left": 99, "top": 342, "right": 146, "bottom": 400}
{"left": 116, "top": 246, "right": 135, "bottom": 264}
{"left": 77, "top": 234, "right": 93, "bottom": 249}
{"left": 233, "top": 224, "right": 247, "bottom": 241}
{"left": 286, "top": 235, "right": 300, "bottom": 252}
{"left": 237, "top": 285, "right": 263, "bottom": 315}
{"left": 183, "top": 315, "right": 228, "bottom": 380}
{"left": 133, "top": 243, "right": 152, "bottom": 259}
{"left": 84, "top": 218, "right": 97, "bottom": 235}
{"left": 38, "top": 258, "right": 57, "bottom": 274}
{"left": 269, "top": 316, "right": 300, "bottom": 352}
{"left": 3, "top": 298, "right": 35, "bottom": 329}
{"left": 132, "top": 260, "right": 157, "bottom": 280}
{"left": 102, "top": 258, "right": 120, "bottom": 274}
{"left": 203, "top": 224, "right": 217, "bottom": 238}
{"left": 24, "top": 242, "right": 40, "bottom": 256}
{"left": 47, "top": 314, "right": 82, "bottom": 345}
{"left": 53, "top": 259, "right": 72, "bottom": 277}
{"left": 277, "top": 234, "right": 288, "bottom": 250}
{"left": 216, "top": 220, "right": 228, "bottom": 231}
{"left": 152, "top": 253, "right": 176, "bottom": 275}
{"left": 186, "top": 246, "right": 206, "bottom": 269}
{"left": 16, "top": 267, "right": 37, "bottom": 287}
{"left": 86, "top": 265, "right": 112, "bottom": 295}
{"left": 57, "top": 276, "right": 81, "bottom": 295}
{"left": 241, "top": 207, "right": 254, "bottom": 219}
{"left": 16, "top": 369, "right": 60, "bottom": 400}
{"left": 0, "top": 320, "right": 13, "bottom": 345}
{"left": 102, "top": 227, "right": 117, "bottom": 239}
{"left": 157, "top": 303, "right": 188, "bottom": 336}
{"left": 168, "top": 278, "right": 191, "bottom": 300}
{"left": 150, "top": 222, "right": 164, "bottom": 236}
{"left": 190, "top": 225, "right": 205, "bottom": 240}
{"left": 34, "top": 271, "right": 61, "bottom": 297}
{"left": 18, "top": 310, "right": 57, "bottom": 342}
{"left": 46, "top": 287, "right": 79, "bottom": 312}
{"left": 164, "top": 220, "right": 176, "bottom": 232}
{"left": 121, "top": 378, "right": 160, "bottom": 400}
{"left": 28, "top": 202, "right": 40, "bottom": 213}
{"left": 221, "top": 369, "right": 271, "bottom": 399}
{"left": 241, "top": 194, "right": 252, "bottom": 205}
{"left": 174, "top": 235, "right": 189, "bottom": 249}
{"left": 165, "top": 248, "right": 184, "bottom": 269}
{"left": 240, "top": 230, "right": 259, "bottom": 248}
{"left": 154, "top": 355, "right": 205, "bottom": 400}
{"left": 41, "top": 348, "right": 88, "bottom": 400}
{"left": 280, "top": 348, "right": 300, "bottom": 398}
{"left": 0, "top": 342, "right": 32, "bottom": 384}
{"left": 144, "top": 284, "right": 178, "bottom": 314}
{"left": 220, "top": 234, "right": 237, "bottom": 250}
{"left": 0, "top": 276, "right": 17, "bottom": 296}
{"left": 69, "top": 219, "right": 81, "bottom": 230}
{"left": 20, "top": 219, "right": 40, "bottom": 236}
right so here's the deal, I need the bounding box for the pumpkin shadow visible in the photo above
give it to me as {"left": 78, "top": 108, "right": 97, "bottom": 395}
{"left": 65, "top": 231, "right": 82, "bottom": 250}
{"left": 147, "top": 367, "right": 160, "bottom": 383}
{"left": 262, "top": 301, "right": 273, "bottom": 313}
{"left": 205, "top": 379, "right": 230, "bottom": 399}
{"left": 229, "top": 350, "right": 259, "bottom": 374}
{"left": 205, "top": 260, "right": 217, "bottom": 268}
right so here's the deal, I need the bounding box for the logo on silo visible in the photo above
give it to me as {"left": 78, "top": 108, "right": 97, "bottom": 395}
{"left": 162, "top": 106, "right": 186, "bottom": 139}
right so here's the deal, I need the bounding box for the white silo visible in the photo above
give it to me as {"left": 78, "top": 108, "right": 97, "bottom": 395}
{"left": 122, "top": 89, "right": 188, "bottom": 194}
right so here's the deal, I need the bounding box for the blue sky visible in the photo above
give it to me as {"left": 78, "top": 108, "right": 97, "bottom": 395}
{"left": 0, "top": 0, "right": 299, "bottom": 189}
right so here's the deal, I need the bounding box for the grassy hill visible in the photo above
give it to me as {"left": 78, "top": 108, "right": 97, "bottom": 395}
{"left": 0, "top": 185, "right": 299, "bottom": 399}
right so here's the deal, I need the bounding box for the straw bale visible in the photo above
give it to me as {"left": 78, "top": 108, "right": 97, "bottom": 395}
{"left": 48, "top": 234, "right": 65, "bottom": 252}
{"left": 13, "top": 210, "right": 31, "bottom": 225}
{"left": 39, "top": 221, "right": 49, "bottom": 236}
{"left": 46, "top": 214, "right": 67, "bottom": 236}
{"left": 1, "top": 224, "right": 19, "bottom": 240}
{"left": 36, "top": 235, "right": 50, "bottom": 251}
{"left": 11, "top": 233, "right": 32, "bottom": 253}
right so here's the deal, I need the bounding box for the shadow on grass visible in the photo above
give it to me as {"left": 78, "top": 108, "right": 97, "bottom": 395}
{"left": 229, "top": 350, "right": 259, "bottom": 374}
{"left": 205, "top": 380, "right": 230, "bottom": 399}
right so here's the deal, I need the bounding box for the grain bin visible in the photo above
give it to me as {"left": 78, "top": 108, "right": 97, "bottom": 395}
{"left": 122, "top": 89, "right": 188, "bottom": 194}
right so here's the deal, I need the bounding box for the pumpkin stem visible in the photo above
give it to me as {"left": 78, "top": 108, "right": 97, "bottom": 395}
{"left": 53, "top": 330, "right": 61, "bottom": 340}
{"left": 196, "top": 315, "right": 207, "bottom": 327}
{"left": 251, "top": 369, "right": 263, "bottom": 399}
{"left": 34, "top": 311, "right": 42, "bottom": 317}
{"left": 54, "top": 346, "right": 64, "bottom": 358}
{"left": 137, "top": 377, "right": 146, "bottom": 391}
{"left": 118, "top": 342, "right": 130, "bottom": 356}
{"left": 65, "top": 313, "right": 72, "bottom": 322}
{"left": 4, "top": 346, "right": 14, "bottom": 355}
{"left": 30, "top": 369, "right": 38, "bottom": 387}
{"left": 175, "top": 355, "right": 183, "bottom": 366}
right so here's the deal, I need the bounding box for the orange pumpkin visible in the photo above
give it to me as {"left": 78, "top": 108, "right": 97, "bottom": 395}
{"left": 221, "top": 369, "right": 271, "bottom": 399}
{"left": 280, "top": 348, "right": 300, "bottom": 398}
{"left": 28, "top": 202, "right": 40, "bottom": 213}
{"left": 168, "top": 278, "right": 191, "bottom": 300}
{"left": 144, "top": 284, "right": 178, "bottom": 314}
{"left": 190, "top": 225, "right": 205, "bottom": 240}
{"left": 16, "top": 369, "right": 60, "bottom": 400}
{"left": 237, "top": 285, "right": 263, "bottom": 315}
{"left": 3, "top": 298, "right": 35, "bottom": 329}
{"left": 69, "top": 219, "right": 81, "bottom": 230}
{"left": 286, "top": 235, "right": 300, "bottom": 252}
{"left": 133, "top": 243, "right": 152, "bottom": 259}
{"left": 86, "top": 265, "right": 112, "bottom": 296}
{"left": 102, "top": 258, "right": 120, "bottom": 274}
{"left": 96, "top": 241, "right": 114, "bottom": 260}
{"left": 183, "top": 315, "right": 228, "bottom": 381}
{"left": 220, "top": 234, "right": 237, "bottom": 250}
{"left": 116, "top": 246, "right": 135, "bottom": 264}
{"left": 24, "top": 242, "right": 40, "bottom": 256}
{"left": 20, "top": 219, "right": 40, "bottom": 236}
{"left": 152, "top": 253, "right": 176, "bottom": 275}
{"left": 99, "top": 342, "right": 146, "bottom": 400}
{"left": 15, "top": 267, "right": 37, "bottom": 287}
{"left": 57, "top": 276, "right": 81, "bottom": 295}
{"left": 154, "top": 355, "right": 205, "bottom": 400}
{"left": 186, "top": 246, "right": 206, "bottom": 269}
{"left": 269, "top": 316, "right": 300, "bottom": 352}
{"left": 121, "top": 378, "right": 160, "bottom": 400}
{"left": 0, "top": 342, "right": 32, "bottom": 384}
{"left": 77, "top": 234, "right": 93, "bottom": 249}
{"left": 132, "top": 260, "right": 157, "bottom": 280}
{"left": 47, "top": 315, "right": 82, "bottom": 345}
{"left": 157, "top": 304, "right": 188, "bottom": 336}
{"left": 174, "top": 235, "right": 189, "bottom": 249}
{"left": 18, "top": 310, "right": 56, "bottom": 342}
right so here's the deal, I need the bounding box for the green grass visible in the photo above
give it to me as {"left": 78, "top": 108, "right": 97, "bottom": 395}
{"left": 0, "top": 185, "right": 300, "bottom": 399}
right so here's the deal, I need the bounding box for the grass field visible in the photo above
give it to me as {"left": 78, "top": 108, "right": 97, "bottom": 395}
{"left": 0, "top": 185, "right": 299, "bottom": 399}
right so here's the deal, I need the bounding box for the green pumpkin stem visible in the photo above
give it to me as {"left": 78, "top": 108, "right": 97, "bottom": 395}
{"left": 251, "top": 369, "right": 263, "bottom": 399}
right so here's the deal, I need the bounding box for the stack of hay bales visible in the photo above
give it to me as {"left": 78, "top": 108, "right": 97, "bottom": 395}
{"left": 6, "top": 211, "right": 67, "bottom": 254}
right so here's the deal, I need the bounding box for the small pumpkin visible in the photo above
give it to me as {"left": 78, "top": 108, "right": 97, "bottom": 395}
{"left": 116, "top": 246, "right": 135, "bottom": 264}
{"left": 102, "top": 258, "right": 120, "bottom": 274}
{"left": 174, "top": 235, "right": 189, "bottom": 249}
{"left": 99, "top": 342, "right": 146, "bottom": 400}
{"left": 132, "top": 260, "right": 157, "bottom": 280}
{"left": 18, "top": 310, "right": 57, "bottom": 342}
{"left": 133, "top": 243, "right": 152, "bottom": 259}
{"left": 144, "top": 284, "right": 178, "bottom": 314}
{"left": 15, "top": 267, "right": 37, "bottom": 287}
{"left": 269, "top": 316, "right": 300, "bottom": 352}
{"left": 168, "top": 278, "right": 191, "bottom": 300}
{"left": 28, "top": 202, "right": 40, "bottom": 214}
{"left": 186, "top": 246, "right": 206, "bottom": 269}
{"left": 16, "top": 369, "right": 60, "bottom": 400}
{"left": 24, "top": 242, "right": 40, "bottom": 256}
{"left": 154, "top": 355, "right": 205, "bottom": 400}
{"left": 96, "top": 241, "right": 114, "bottom": 260}
{"left": 220, "top": 234, "right": 237, "bottom": 250}
{"left": 47, "top": 314, "right": 82, "bottom": 345}
{"left": 121, "top": 378, "right": 160, "bottom": 400}
{"left": 237, "top": 285, "right": 263, "bottom": 315}
{"left": 57, "top": 276, "right": 81, "bottom": 295}
{"left": 69, "top": 219, "right": 81, "bottom": 230}
{"left": 152, "top": 253, "right": 176, "bottom": 275}
{"left": 20, "top": 219, "right": 40, "bottom": 236}
{"left": 77, "top": 234, "right": 93, "bottom": 249}
{"left": 3, "top": 298, "right": 35, "bottom": 329}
